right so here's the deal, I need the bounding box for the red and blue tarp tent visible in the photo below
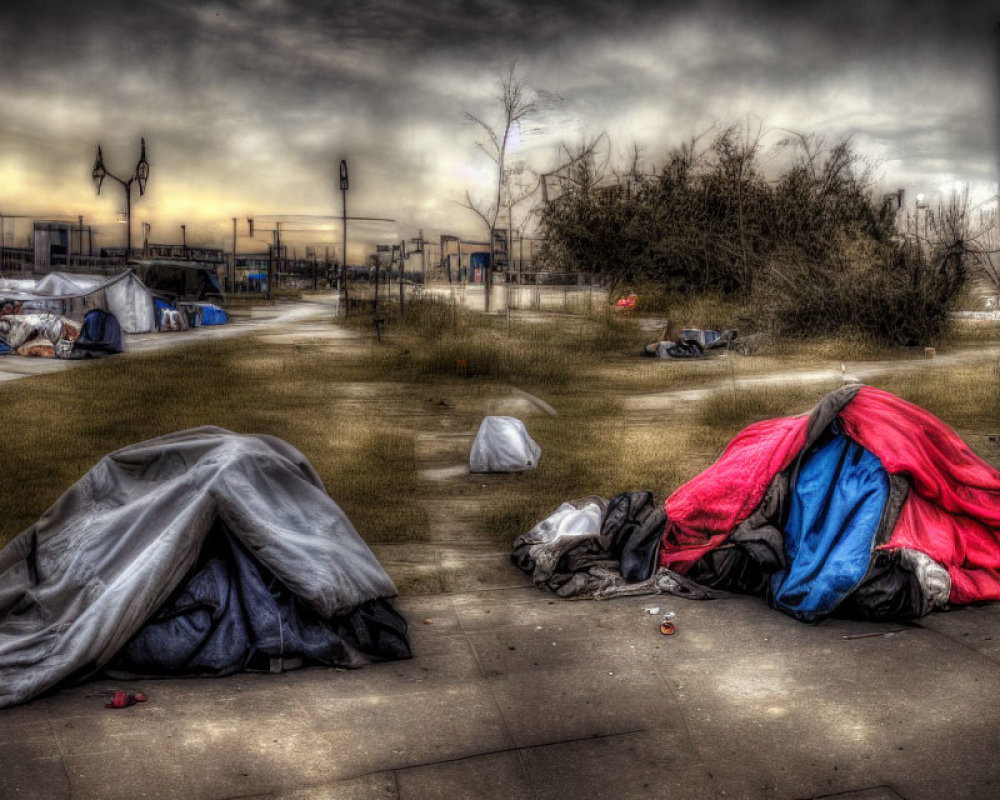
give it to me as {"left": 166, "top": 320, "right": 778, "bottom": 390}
{"left": 660, "top": 385, "right": 1000, "bottom": 622}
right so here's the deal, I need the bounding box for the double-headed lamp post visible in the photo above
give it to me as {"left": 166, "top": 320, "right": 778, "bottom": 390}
{"left": 92, "top": 138, "right": 149, "bottom": 263}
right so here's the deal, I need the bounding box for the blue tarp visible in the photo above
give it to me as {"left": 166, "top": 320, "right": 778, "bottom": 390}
{"left": 200, "top": 304, "right": 228, "bottom": 325}
{"left": 72, "top": 309, "right": 123, "bottom": 357}
{"left": 770, "top": 431, "right": 889, "bottom": 621}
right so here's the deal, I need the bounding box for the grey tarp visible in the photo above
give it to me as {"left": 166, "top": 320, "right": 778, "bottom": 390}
{"left": 0, "top": 270, "right": 156, "bottom": 333}
{"left": 469, "top": 416, "right": 541, "bottom": 473}
{"left": 0, "top": 427, "right": 399, "bottom": 708}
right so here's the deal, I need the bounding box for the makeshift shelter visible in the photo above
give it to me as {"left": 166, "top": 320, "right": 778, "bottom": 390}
{"left": 470, "top": 416, "right": 541, "bottom": 473}
{"left": 0, "top": 428, "right": 409, "bottom": 708}
{"left": 514, "top": 386, "right": 1000, "bottom": 623}
{"left": 0, "top": 270, "right": 156, "bottom": 333}
{"left": 70, "top": 309, "right": 124, "bottom": 357}
{"left": 131, "top": 260, "right": 223, "bottom": 302}
{"left": 178, "top": 300, "right": 229, "bottom": 326}
{"left": 660, "top": 385, "right": 1000, "bottom": 621}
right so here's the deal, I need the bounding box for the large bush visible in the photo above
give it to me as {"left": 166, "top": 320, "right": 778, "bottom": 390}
{"left": 536, "top": 125, "right": 971, "bottom": 345}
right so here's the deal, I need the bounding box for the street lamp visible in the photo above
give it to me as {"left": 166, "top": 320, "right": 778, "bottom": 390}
{"left": 340, "top": 159, "right": 349, "bottom": 315}
{"left": 92, "top": 138, "right": 149, "bottom": 264}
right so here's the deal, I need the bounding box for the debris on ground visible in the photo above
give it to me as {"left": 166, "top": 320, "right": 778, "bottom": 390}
{"left": 642, "top": 327, "right": 747, "bottom": 359}
{"left": 105, "top": 690, "right": 148, "bottom": 709}
{"left": 841, "top": 630, "right": 905, "bottom": 640}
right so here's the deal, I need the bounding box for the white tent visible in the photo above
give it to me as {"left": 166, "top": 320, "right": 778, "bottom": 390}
{"left": 0, "top": 270, "right": 156, "bottom": 333}
{"left": 470, "top": 416, "right": 542, "bottom": 473}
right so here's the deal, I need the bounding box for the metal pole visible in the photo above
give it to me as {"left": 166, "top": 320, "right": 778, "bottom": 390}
{"left": 1, "top": 214, "right": 5, "bottom": 272}
{"left": 125, "top": 182, "right": 132, "bottom": 265}
{"left": 267, "top": 238, "right": 274, "bottom": 301}
{"left": 340, "top": 159, "right": 349, "bottom": 318}
{"left": 231, "top": 217, "right": 237, "bottom": 293}
{"left": 419, "top": 229, "right": 425, "bottom": 286}
{"left": 77, "top": 215, "right": 83, "bottom": 264}
{"left": 399, "top": 239, "right": 406, "bottom": 317}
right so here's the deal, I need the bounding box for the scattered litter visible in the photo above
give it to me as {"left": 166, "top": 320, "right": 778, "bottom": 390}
{"left": 608, "top": 672, "right": 614, "bottom": 676}
{"left": 645, "top": 607, "right": 660, "bottom": 615}
{"left": 660, "top": 621, "right": 677, "bottom": 636}
{"left": 662, "top": 611, "right": 676, "bottom": 620}
{"left": 422, "top": 619, "right": 434, "bottom": 625}
{"left": 535, "top": 625, "right": 543, "bottom": 630}
{"left": 841, "top": 630, "right": 904, "bottom": 640}
{"left": 105, "top": 690, "right": 147, "bottom": 709}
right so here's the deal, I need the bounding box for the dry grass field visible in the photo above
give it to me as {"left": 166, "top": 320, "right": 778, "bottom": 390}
{"left": 1, "top": 297, "right": 998, "bottom": 564}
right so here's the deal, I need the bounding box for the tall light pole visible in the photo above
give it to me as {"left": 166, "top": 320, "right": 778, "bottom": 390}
{"left": 92, "top": 138, "right": 149, "bottom": 265}
{"left": 340, "top": 159, "right": 349, "bottom": 315}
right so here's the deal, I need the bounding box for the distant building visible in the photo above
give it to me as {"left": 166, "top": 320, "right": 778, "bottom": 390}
{"left": 33, "top": 221, "right": 73, "bottom": 270}
{"left": 100, "top": 243, "right": 225, "bottom": 264}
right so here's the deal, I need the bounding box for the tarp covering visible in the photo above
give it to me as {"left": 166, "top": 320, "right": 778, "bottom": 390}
{"left": 470, "top": 416, "right": 541, "bottom": 473}
{"left": 178, "top": 301, "right": 229, "bottom": 326}
{"left": 661, "top": 385, "right": 1000, "bottom": 620}
{"left": 0, "top": 427, "right": 406, "bottom": 708}
{"left": 769, "top": 431, "right": 889, "bottom": 619}
{"left": 70, "top": 309, "right": 124, "bottom": 358}
{"left": 0, "top": 270, "right": 156, "bottom": 333}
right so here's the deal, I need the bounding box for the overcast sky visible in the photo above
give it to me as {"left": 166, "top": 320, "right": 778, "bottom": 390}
{"left": 0, "top": 0, "right": 997, "bottom": 259}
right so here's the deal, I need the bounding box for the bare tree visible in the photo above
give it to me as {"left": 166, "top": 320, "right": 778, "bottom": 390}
{"left": 463, "top": 62, "right": 536, "bottom": 312}
{"left": 968, "top": 208, "right": 1000, "bottom": 307}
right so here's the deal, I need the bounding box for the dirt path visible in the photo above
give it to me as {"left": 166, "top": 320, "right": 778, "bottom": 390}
{"left": 625, "top": 344, "right": 1000, "bottom": 413}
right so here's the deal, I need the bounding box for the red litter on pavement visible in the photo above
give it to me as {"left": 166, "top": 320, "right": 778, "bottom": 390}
{"left": 105, "top": 690, "right": 148, "bottom": 709}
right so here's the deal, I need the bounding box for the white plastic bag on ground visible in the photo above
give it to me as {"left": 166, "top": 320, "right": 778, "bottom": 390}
{"left": 469, "top": 416, "right": 541, "bottom": 473}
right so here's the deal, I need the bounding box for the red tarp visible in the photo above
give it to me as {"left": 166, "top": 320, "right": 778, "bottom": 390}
{"left": 660, "top": 386, "right": 1000, "bottom": 605}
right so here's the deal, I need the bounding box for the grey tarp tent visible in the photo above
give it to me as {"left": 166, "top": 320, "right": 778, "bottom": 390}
{"left": 0, "top": 270, "right": 156, "bottom": 333}
{"left": 0, "top": 427, "right": 405, "bottom": 708}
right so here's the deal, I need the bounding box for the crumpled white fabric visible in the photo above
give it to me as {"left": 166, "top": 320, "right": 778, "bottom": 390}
{"left": 514, "top": 497, "right": 607, "bottom": 586}
{"left": 898, "top": 547, "right": 951, "bottom": 613}
{"left": 469, "top": 416, "right": 541, "bottom": 473}
{"left": 0, "top": 427, "right": 398, "bottom": 708}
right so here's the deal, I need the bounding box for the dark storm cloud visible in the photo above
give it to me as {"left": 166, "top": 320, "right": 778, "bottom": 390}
{"left": 0, "top": 0, "right": 996, "bottom": 245}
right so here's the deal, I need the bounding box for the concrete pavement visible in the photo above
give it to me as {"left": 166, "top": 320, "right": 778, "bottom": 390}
{"left": 3, "top": 586, "right": 999, "bottom": 800}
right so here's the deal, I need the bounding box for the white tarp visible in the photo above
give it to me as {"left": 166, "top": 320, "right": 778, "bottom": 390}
{"left": 0, "top": 270, "right": 156, "bottom": 333}
{"left": 0, "top": 427, "right": 399, "bottom": 708}
{"left": 469, "top": 416, "right": 541, "bottom": 473}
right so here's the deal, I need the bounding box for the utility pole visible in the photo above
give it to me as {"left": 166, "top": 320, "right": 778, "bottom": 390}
{"left": 275, "top": 222, "right": 282, "bottom": 298}
{"left": 181, "top": 224, "right": 187, "bottom": 259}
{"left": 419, "top": 229, "right": 425, "bottom": 285}
{"left": 399, "top": 239, "right": 407, "bottom": 314}
{"left": 340, "top": 160, "right": 349, "bottom": 317}
{"left": 231, "top": 217, "right": 237, "bottom": 294}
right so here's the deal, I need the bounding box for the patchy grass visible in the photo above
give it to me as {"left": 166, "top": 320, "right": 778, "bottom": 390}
{"left": 0, "top": 338, "right": 428, "bottom": 547}
{"left": 3, "top": 298, "right": 1000, "bottom": 574}
{"left": 696, "top": 383, "right": 820, "bottom": 430}
{"left": 870, "top": 361, "right": 1000, "bottom": 432}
